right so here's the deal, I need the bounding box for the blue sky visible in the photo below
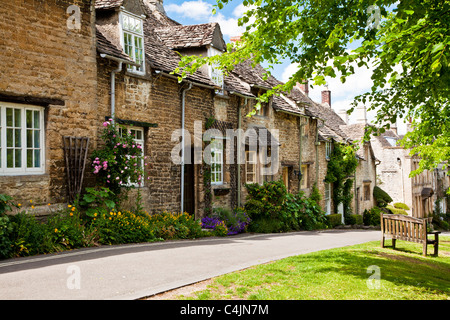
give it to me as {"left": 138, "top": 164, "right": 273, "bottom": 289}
{"left": 163, "top": 0, "right": 406, "bottom": 133}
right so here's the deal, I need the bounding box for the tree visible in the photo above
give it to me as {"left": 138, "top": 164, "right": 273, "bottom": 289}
{"left": 177, "top": 0, "right": 449, "bottom": 184}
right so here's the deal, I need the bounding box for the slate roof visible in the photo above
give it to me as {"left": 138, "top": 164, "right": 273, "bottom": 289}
{"left": 155, "top": 23, "right": 222, "bottom": 50}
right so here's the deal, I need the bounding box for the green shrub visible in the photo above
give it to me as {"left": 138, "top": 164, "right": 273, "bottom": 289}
{"left": 386, "top": 205, "right": 408, "bottom": 215}
{"left": 363, "top": 207, "right": 382, "bottom": 226}
{"left": 9, "top": 212, "right": 51, "bottom": 257}
{"left": 0, "top": 215, "right": 13, "bottom": 259}
{"left": 373, "top": 186, "right": 392, "bottom": 207}
{"left": 393, "top": 202, "right": 410, "bottom": 210}
{"left": 345, "top": 214, "right": 363, "bottom": 225}
{"left": 327, "top": 214, "right": 342, "bottom": 228}
{"left": 47, "top": 208, "right": 96, "bottom": 251}
{"left": 0, "top": 194, "right": 17, "bottom": 216}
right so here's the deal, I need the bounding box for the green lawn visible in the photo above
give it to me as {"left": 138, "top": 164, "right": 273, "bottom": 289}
{"left": 177, "top": 236, "right": 450, "bottom": 300}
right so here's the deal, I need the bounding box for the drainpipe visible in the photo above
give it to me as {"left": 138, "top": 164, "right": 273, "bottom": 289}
{"left": 180, "top": 82, "right": 193, "bottom": 214}
{"left": 100, "top": 54, "right": 139, "bottom": 120}
{"left": 315, "top": 117, "right": 325, "bottom": 185}
{"left": 230, "top": 91, "right": 252, "bottom": 207}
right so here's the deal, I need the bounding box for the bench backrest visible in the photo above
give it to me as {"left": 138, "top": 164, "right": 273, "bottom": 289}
{"left": 381, "top": 214, "right": 428, "bottom": 244}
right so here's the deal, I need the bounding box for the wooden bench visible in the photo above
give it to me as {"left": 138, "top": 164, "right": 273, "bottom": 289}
{"left": 381, "top": 213, "right": 441, "bottom": 256}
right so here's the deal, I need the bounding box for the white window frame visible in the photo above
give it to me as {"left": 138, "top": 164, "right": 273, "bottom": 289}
{"left": 118, "top": 126, "right": 145, "bottom": 187}
{"left": 119, "top": 10, "right": 145, "bottom": 75}
{"left": 207, "top": 47, "right": 224, "bottom": 90}
{"left": 325, "top": 141, "right": 332, "bottom": 160}
{"left": 0, "top": 102, "right": 45, "bottom": 175}
{"left": 210, "top": 139, "right": 223, "bottom": 185}
{"left": 245, "top": 150, "right": 257, "bottom": 184}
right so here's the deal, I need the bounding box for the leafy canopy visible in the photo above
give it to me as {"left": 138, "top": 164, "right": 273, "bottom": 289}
{"left": 177, "top": 0, "right": 449, "bottom": 178}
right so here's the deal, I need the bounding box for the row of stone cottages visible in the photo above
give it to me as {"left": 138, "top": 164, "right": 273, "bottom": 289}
{"left": 0, "top": 0, "right": 377, "bottom": 221}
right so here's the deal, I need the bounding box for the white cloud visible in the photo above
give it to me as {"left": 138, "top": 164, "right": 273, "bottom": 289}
{"left": 165, "top": 0, "right": 213, "bottom": 21}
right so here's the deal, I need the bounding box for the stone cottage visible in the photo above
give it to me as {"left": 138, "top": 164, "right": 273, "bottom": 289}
{"left": 0, "top": 0, "right": 98, "bottom": 213}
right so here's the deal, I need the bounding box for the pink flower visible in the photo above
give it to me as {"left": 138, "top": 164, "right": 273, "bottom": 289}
{"left": 103, "top": 122, "right": 109, "bottom": 127}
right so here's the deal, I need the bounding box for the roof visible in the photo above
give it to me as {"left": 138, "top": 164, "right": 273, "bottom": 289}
{"left": 155, "top": 23, "right": 224, "bottom": 50}
{"left": 142, "top": 9, "right": 217, "bottom": 86}
{"left": 340, "top": 123, "right": 376, "bottom": 160}
{"left": 95, "top": 0, "right": 123, "bottom": 10}
{"left": 96, "top": 27, "right": 135, "bottom": 63}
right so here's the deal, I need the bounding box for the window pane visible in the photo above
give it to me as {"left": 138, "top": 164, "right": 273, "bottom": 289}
{"left": 26, "top": 110, "right": 32, "bottom": 128}
{"left": 14, "top": 109, "right": 21, "bottom": 127}
{"left": 14, "top": 129, "right": 21, "bottom": 147}
{"left": 6, "top": 108, "right": 13, "bottom": 126}
{"left": 34, "top": 130, "right": 40, "bottom": 148}
{"left": 7, "top": 149, "right": 13, "bottom": 168}
{"left": 27, "top": 149, "right": 33, "bottom": 167}
{"left": 7, "top": 128, "right": 13, "bottom": 147}
{"left": 34, "top": 111, "right": 40, "bottom": 129}
{"left": 34, "top": 149, "right": 40, "bottom": 168}
{"left": 27, "top": 130, "right": 33, "bottom": 147}
{"left": 15, "top": 149, "right": 21, "bottom": 167}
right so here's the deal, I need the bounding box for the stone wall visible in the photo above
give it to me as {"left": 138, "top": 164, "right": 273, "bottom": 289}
{"left": 0, "top": 0, "right": 98, "bottom": 211}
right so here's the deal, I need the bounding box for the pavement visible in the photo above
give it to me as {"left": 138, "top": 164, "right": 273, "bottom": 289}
{"left": 0, "top": 229, "right": 381, "bottom": 300}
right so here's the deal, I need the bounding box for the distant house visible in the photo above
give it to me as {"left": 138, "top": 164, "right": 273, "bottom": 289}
{"left": 371, "top": 125, "right": 449, "bottom": 218}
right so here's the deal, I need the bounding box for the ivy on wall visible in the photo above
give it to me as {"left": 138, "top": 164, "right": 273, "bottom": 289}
{"left": 325, "top": 141, "right": 358, "bottom": 217}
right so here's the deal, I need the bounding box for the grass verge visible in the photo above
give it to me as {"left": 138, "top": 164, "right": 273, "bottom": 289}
{"left": 171, "top": 236, "right": 450, "bottom": 300}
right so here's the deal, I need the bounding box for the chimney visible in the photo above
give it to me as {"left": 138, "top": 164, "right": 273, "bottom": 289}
{"left": 391, "top": 122, "right": 398, "bottom": 135}
{"left": 296, "top": 80, "right": 309, "bottom": 97}
{"left": 230, "top": 35, "right": 242, "bottom": 43}
{"left": 356, "top": 105, "right": 367, "bottom": 124}
{"left": 321, "top": 89, "right": 331, "bottom": 107}
{"left": 337, "top": 109, "right": 348, "bottom": 124}
{"left": 143, "top": 0, "right": 166, "bottom": 14}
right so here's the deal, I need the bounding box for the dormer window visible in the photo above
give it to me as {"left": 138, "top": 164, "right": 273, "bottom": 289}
{"left": 120, "top": 11, "right": 145, "bottom": 74}
{"left": 207, "top": 47, "right": 224, "bottom": 89}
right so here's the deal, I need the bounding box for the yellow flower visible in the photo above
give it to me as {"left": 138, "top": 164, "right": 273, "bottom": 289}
{"left": 71, "top": 207, "right": 76, "bottom": 211}
{"left": 69, "top": 212, "right": 73, "bottom": 216}
{"left": 68, "top": 204, "right": 72, "bottom": 208}
{"left": 29, "top": 200, "right": 32, "bottom": 203}
{"left": 48, "top": 203, "right": 51, "bottom": 206}
{"left": 94, "top": 212, "right": 97, "bottom": 217}
{"left": 18, "top": 203, "right": 21, "bottom": 207}
{"left": 109, "top": 217, "right": 112, "bottom": 220}
{"left": 31, "top": 206, "right": 35, "bottom": 209}
{"left": 54, "top": 228, "right": 58, "bottom": 233}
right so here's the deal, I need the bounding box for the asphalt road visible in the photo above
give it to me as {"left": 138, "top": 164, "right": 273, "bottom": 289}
{"left": 0, "top": 229, "right": 380, "bottom": 300}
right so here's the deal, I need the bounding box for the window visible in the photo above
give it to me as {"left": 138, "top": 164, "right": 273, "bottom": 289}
{"left": 121, "top": 11, "right": 145, "bottom": 74}
{"left": 300, "top": 164, "right": 308, "bottom": 189}
{"left": 211, "top": 139, "right": 223, "bottom": 185}
{"left": 325, "top": 141, "right": 332, "bottom": 160}
{"left": 118, "top": 126, "right": 145, "bottom": 186}
{"left": 245, "top": 150, "right": 257, "bottom": 184}
{"left": 0, "top": 103, "right": 44, "bottom": 175}
{"left": 208, "top": 47, "right": 224, "bottom": 89}
{"left": 364, "top": 184, "right": 371, "bottom": 201}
